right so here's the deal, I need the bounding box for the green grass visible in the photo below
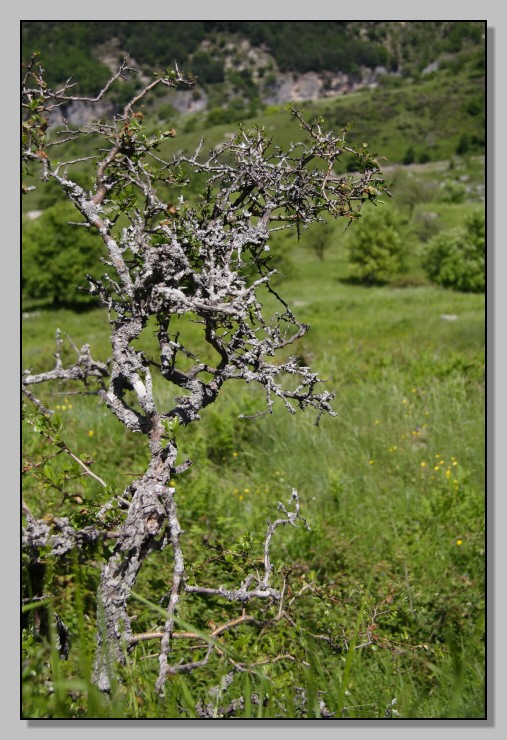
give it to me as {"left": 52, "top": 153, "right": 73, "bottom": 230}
{"left": 22, "top": 234, "right": 485, "bottom": 717}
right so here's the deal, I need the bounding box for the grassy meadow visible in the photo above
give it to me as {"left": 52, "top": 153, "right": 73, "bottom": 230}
{"left": 22, "top": 56, "right": 485, "bottom": 718}
{"left": 22, "top": 202, "right": 485, "bottom": 718}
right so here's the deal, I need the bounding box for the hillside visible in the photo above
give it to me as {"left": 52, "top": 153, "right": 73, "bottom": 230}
{"left": 22, "top": 21, "right": 485, "bottom": 113}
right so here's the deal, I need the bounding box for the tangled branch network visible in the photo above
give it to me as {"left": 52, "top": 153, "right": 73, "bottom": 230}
{"left": 22, "top": 56, "right": 389, "bottom": 693}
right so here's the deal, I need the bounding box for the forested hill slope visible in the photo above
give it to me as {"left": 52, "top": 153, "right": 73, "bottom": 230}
{"left": 22, "top": 20, "right": 485, "bottom": 106}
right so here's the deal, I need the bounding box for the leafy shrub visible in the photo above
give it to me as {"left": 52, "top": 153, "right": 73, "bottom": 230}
{"left": 422, "top": 209, "right": 485, "bottom": 292}
{"left": 440, "top": 179, "right": 468, "bottom": 204}
{"left": 22, "top": 201, "right": 107, "bottom": 308}
{"left": 346, "top": 207, "right": 406, "bottom": 284}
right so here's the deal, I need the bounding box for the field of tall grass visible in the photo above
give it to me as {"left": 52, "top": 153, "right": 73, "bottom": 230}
{"left": 22, "top": 222, "right": 485, "bottom": 717}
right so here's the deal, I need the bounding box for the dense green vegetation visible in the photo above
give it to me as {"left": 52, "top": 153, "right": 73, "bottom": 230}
{"left": 422, "top": 210, "right": 485, "bottom": 293}
{"left": 22, "top": 201, "right": 107, "bottom": 308}
{"left": 22, "top": 21, "right": 485, "bottom": 96}
{"left": 21, "top": 24, "right": 485, "bottom": 718}
{"left": 345, "top": 207, "right": 405, "bottom": 285}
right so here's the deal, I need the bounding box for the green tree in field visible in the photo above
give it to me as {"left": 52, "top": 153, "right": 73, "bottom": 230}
{"left": 422, "top": 209, "right": 485, "bottom": 293}
{"left": 346, "top": 206, "right": 405, "bottom": 284}
{"left": 22, "top": 201, "right": 106, "bottom": 308}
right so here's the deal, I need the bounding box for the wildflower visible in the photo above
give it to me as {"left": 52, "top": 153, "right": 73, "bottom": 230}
{"left": 232, "top": 451, "right": 239, "bottom": 458}
{"left": 402, "top": 398, "right": 409, "bottom": 406}
{"left": 374, "top": 419, "right": 380, "bottom": 425}
{"left": 368, "top": 459, "right": 375, "bottom": 465}
{"left": 243, "top": 488, "right": 250, "bottom": 493}
{"left": 238, "top": 495, "right": 244, "bottom": 501}
{"left": 420, "top": 461, "right": 427, "bottom": 468}
{"left": 434, "top": 466, "right": 440, "bottom": 472}
{"left": 456, "top": 539, "right": 463, "bottom": 546}
{"left": 88, "top": 430, "right": 94, "bottom": 437}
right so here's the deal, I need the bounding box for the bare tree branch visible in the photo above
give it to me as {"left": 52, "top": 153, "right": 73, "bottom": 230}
{"left": 22, "top": 59, "right": 390, "bottom": 695}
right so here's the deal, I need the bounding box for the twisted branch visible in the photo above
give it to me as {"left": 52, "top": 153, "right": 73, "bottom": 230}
{"left": 22, "top": 59, "right": 389, "bottom": 694}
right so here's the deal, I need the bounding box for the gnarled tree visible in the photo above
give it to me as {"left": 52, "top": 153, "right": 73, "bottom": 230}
{"left": 22, "top": 55, "right": 389, "bottom": 695}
